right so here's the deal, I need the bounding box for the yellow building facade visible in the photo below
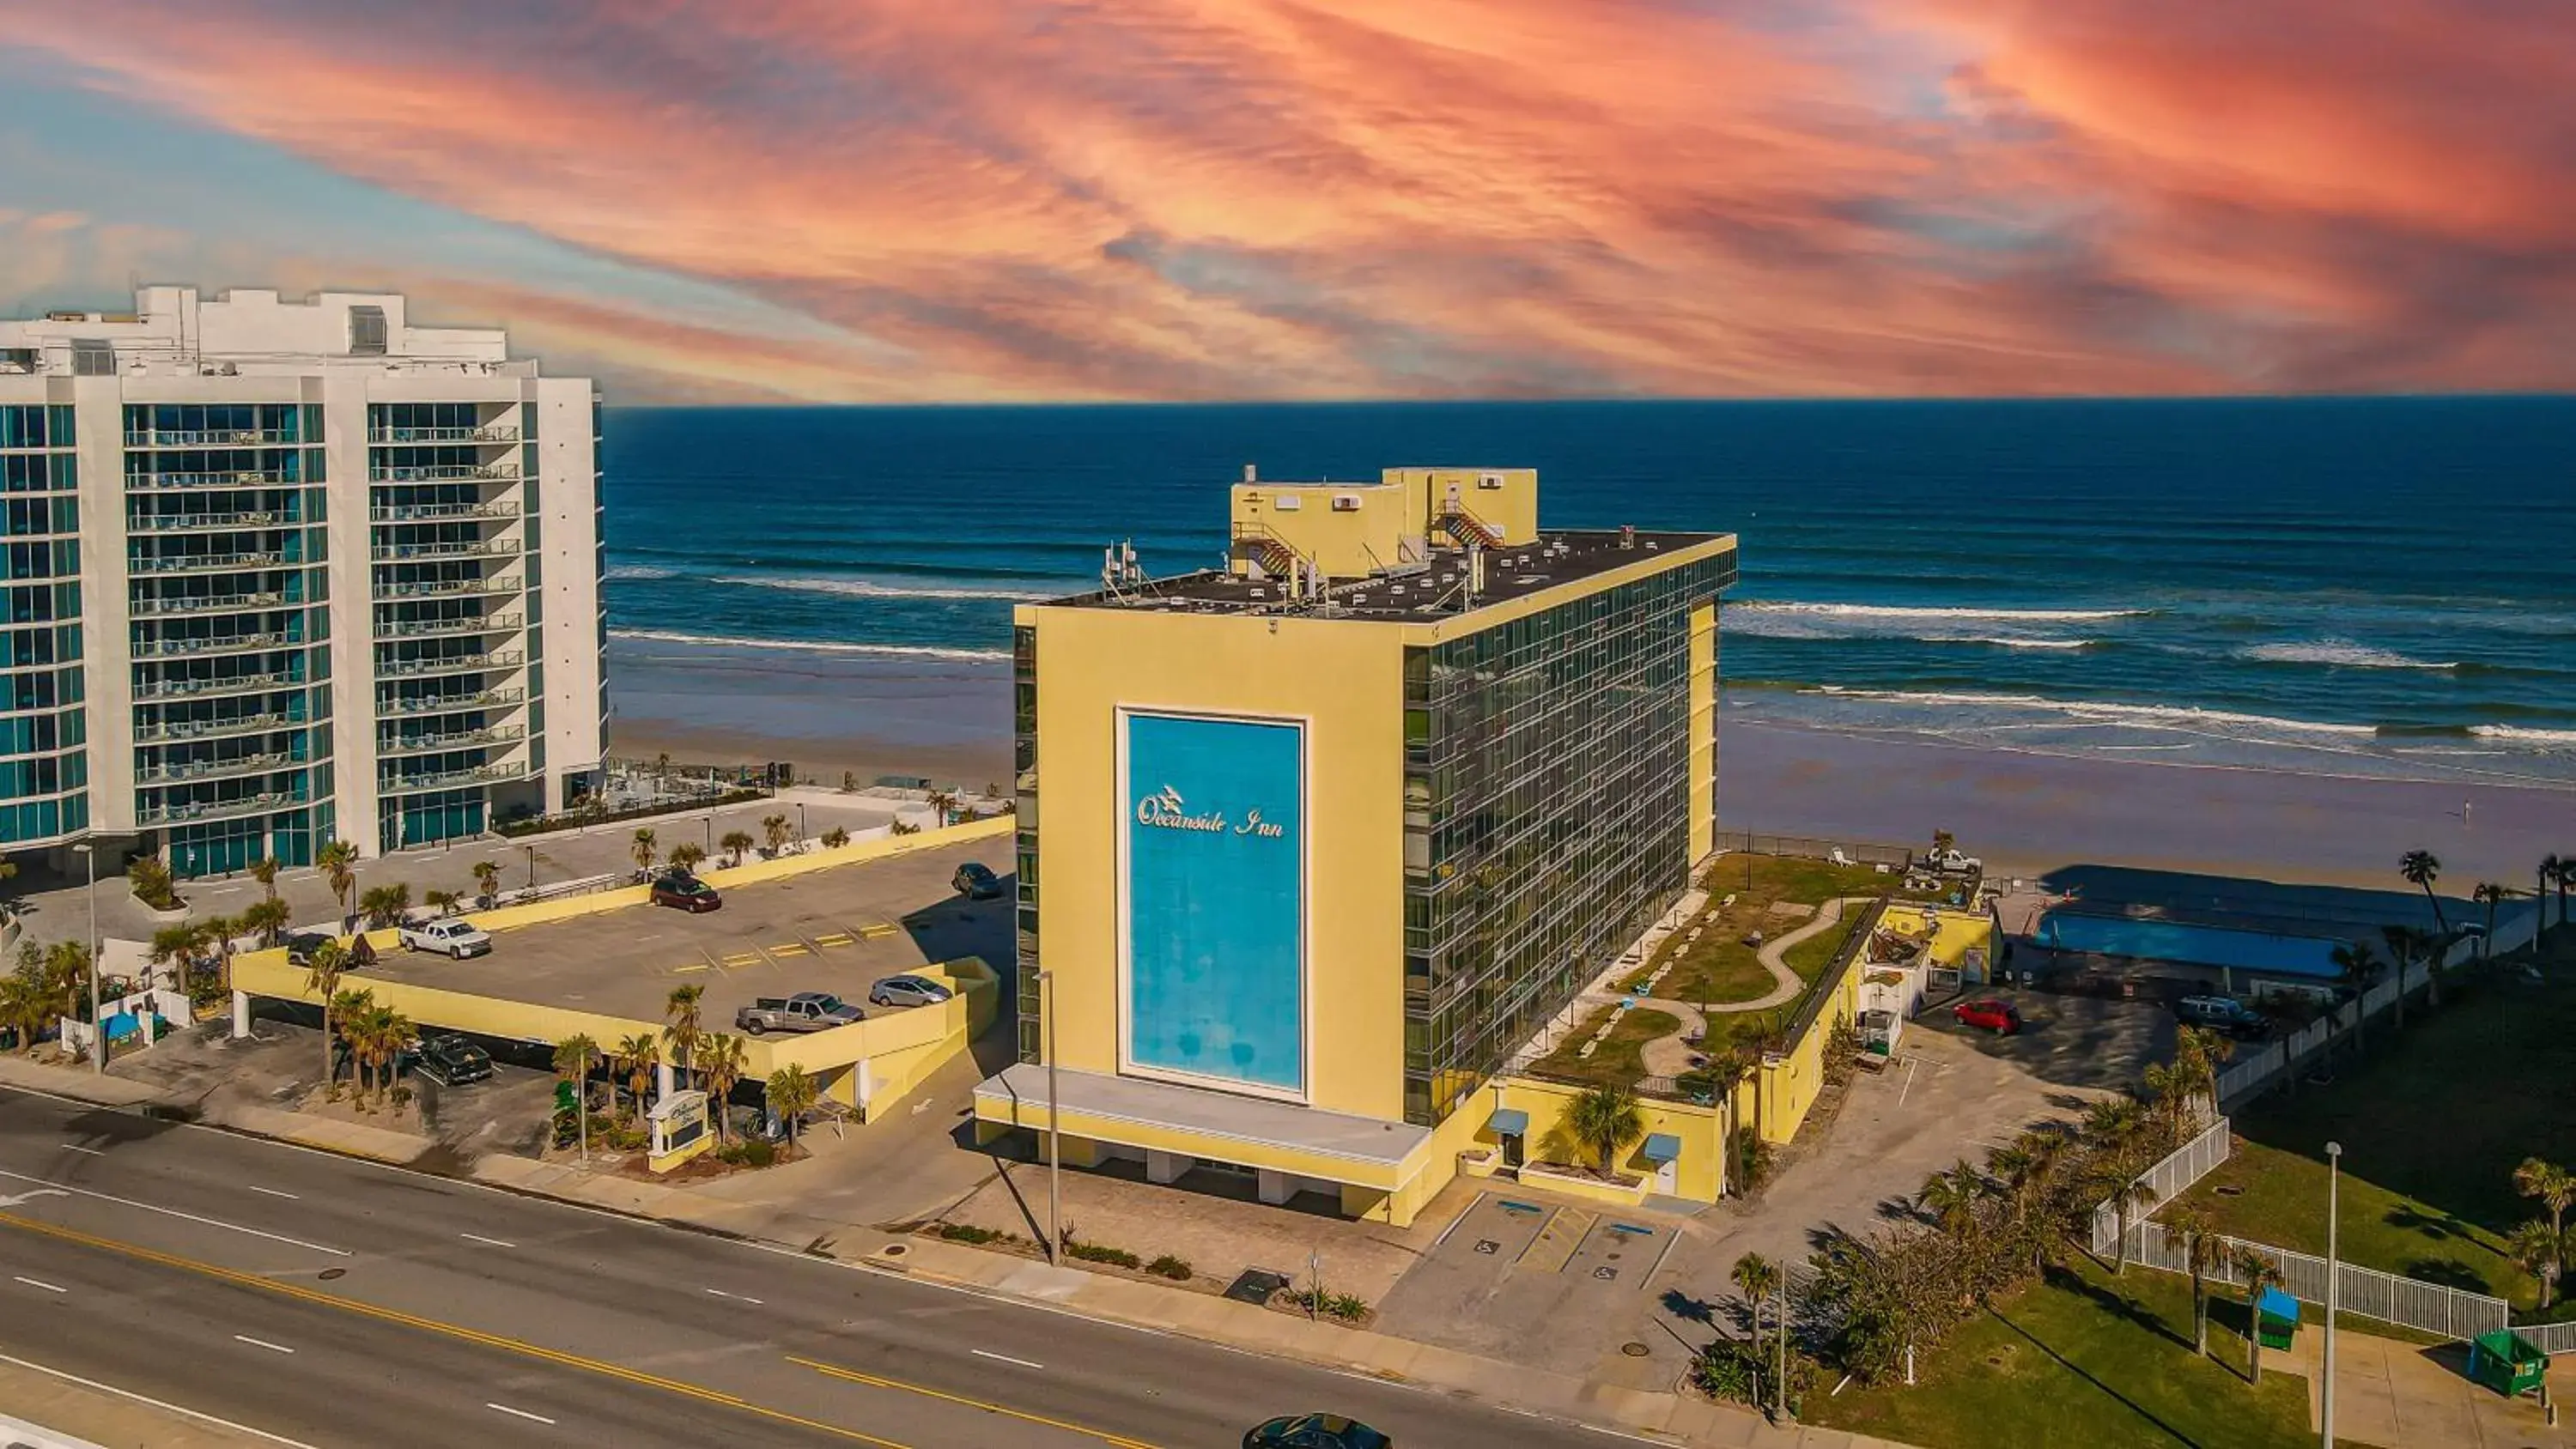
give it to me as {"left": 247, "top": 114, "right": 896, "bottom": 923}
{"left": 973, "top": 467, "right": 1738, "bottom": 1224}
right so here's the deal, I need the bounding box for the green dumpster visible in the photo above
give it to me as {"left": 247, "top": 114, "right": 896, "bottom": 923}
{"left": 2466, "top": 1330, "right": 2548, "bottom": 1398}
{"left": 2254, "top": 1286, "right": 2300, "bottom": 1350}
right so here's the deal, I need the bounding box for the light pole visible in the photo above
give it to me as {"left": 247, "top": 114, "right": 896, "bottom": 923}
{"left": 1039, "top": 967, "right": 1061, "bottom": 1264}
{"left": 2323, "top": 1141, "right": 2342, "bottom": 1449}
{"left": 797, "top": 802, "right": 808, "bottom": 844}
{"left": 71, "top": 842, "right": 99, "bottom": 1074}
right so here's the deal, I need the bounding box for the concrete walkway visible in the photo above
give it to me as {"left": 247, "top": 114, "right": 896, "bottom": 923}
{"left": 1725, "top": 895, "right": 1869, "bottom": 1014}
{"left": 2272, "top": 1318, "right": 2559, "bottom": 1447}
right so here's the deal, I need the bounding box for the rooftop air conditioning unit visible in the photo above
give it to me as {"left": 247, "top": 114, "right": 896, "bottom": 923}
{"left": 1331, "top": 494, "right": 1362, "bottom": 512}
{"left": 1478, "top": 472, "right": 1505, "bottom": 489}
{"left": 1274, "top": 494, "right": 1302, "bottom": 512}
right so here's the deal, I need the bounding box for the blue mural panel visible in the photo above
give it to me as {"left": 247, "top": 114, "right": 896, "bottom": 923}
{"left": 1122, "top": 712, "right": 1304, "bottom": 1094}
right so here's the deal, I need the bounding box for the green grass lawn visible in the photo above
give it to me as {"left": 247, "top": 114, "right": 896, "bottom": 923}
{"left": 1645, "top": 856, "right": 1886, "bottom": 1007}
{"left": 1529, "top": 1006, "right": 1682, "bottom": 1089}
{"left": 2168, "top": 960, "right": 2576, "bottom": 1317}
{"left": 1807, "top": 1256, "right": 2319, "bottom": 1449}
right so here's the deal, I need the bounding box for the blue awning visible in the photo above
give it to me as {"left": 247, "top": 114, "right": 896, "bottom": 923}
{"left": 1488, "top": 1106, "right": 1529, "bottom": 1137}
{"left": 1642, "top": 1132, "right": 1683, "bottom": 1164}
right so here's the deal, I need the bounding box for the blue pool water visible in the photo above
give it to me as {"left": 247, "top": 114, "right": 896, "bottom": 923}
{"left": 2035, "top": 912, "right": 2348, "bottom": 979}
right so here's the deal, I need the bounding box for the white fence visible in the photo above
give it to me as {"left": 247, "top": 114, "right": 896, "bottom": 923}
{"left": 2121, "top": 1221, "right": 2510, "bottom": 1342}
{"left": 2520, "top": 1320, "right": 2576, "bottom": 1356}
{"left": 2212, "top": 931, "right": 2495, "bottom": 1110}
{"left": 2090, "top": 1117, "right": 2233, "bottom": 1253}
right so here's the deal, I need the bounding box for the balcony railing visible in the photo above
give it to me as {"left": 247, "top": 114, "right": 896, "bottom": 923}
{"left": 133, "top": 712, "right": 303, "bottom": 743}
{"left": 378, "top": 723, "right": 526, "bottom": 758}
{"left": 368, "top": 462, "right": 518, "bottom": 483}
{"left": 129, "top": 591, "right": 295, "bottom": 617}
{"left": 136, "top": 751, "right": 301, "bottom": 785}
{"left": 368, "top": 425, "right": 519, "bottom": 445}
{"left": 131, "top": 631, "right": 297, "bottom": 659}
{"left": 380, "top": 760, "right": 526, "bottom": 795}
{"left": 374, "top": 611, "right": 520, "bottom": 640}
{"left": 128, "top": 549, "right": 295, "bottom": 575}
{"left": 375, "top": 687, "right": 526, "bottom": 717}
{"left": 128, "top": 510, "right": 298, "bottom": 533}
{"left": 368, "top": 538, "right": 517, "bottom": 562}
{"left": 132, "top": 670, "right": 301, "bottom": 701}
{"left": 125, "top": 428, "right": 301, "bottom": 447}
{"left": 374, "top": 649, "right": 523, "bottom": 681}
{"left": 368, "top": 500, "right": 518, "bottom": 523}
{"left": 128, "top": 470, "right": 304, "bottom": 490}
{"left": 136, "top": 789, "right": 307, "bottom": 827}
{"left": 373, "top": 575, "right": 519, "bottom": 601}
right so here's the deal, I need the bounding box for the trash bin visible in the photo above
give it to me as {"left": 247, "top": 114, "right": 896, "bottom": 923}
{"left": 2466, "top": 1330, "right": 2548, "bottom": 1398}
{"left": 2254, "top": 1286, "right": 2300, "bottom": 1350}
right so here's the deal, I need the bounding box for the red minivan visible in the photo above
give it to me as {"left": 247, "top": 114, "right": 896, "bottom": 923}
{"left": 1953, "top": 997, "right": 2024, "bottom": 1035}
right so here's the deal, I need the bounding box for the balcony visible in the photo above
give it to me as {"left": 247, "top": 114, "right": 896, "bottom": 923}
{"left": 368, "top": 537, "right": 517, "bottom": 562}
{"left": 374, "top": 611, "right": 520, "bottom": 640}
{"left": 368, "top": 462, "right": 519, "bottom": 483}
{"left": 133, "top": 712, "right": 303, "bottom": 744}
{"left": 136, "top": 751, "right": 301, "bottom": 785}
{"left": 368, "top": 500, "right": 518, "bottom": 523}
{"left": 130, "top": 591, "right": 296, "bottom": 618}
{"left": 380, "top": 760, "right": 527, "bottom": 795}
{"left": 128, "top": 469, "right": 304, "bottom": 491}
{"left": 374, "top": 649, "right": 523, "bottom": 682}
{"left": 378, "top": 723, "right": 526, "bottom": 758}
{"left": 128, "top": 549, "right": 295, "bottom": 575}
{"left": 375, "top": 686, "right": 525, "bottom": 717}
{"left": 132, "top": 670, "right": 301, "bottom": 702}
{"left": 374, "top": 575, "right": 520, "bottom": 602}
{"left": 125, "top": 428, "right": 301, "bottom": 447}
{"left": 131, "top": 631, "right": 297, "bottom": 660}
{"left": 136, "top": 789, "right": 307, "bottom": 828}
{"left": 368, "top": 425, "right": 519, "bottom": 445}
{"left": 129, "top": 510, "right": 298, "bottom": 533}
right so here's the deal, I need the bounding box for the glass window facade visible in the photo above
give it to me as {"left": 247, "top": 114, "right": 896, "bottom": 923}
{"left": 1400, "top": 550, "right": 1736, "bottom": 1125}
{"left": 0, "top": 408, "right": 86, "bottom": 845}
{"left": 1013, "top": 624, "right": 1042, "bottom": 1064}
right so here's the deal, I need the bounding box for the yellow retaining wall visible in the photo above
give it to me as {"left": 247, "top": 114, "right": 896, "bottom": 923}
{"left": 1748, "top": 899, "right": 1886, "bottom": 1145}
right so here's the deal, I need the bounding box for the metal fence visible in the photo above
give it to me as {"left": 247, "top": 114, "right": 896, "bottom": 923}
{"left": 2089, "top": 1118, "right": 2233, "bottom": 1253}
{"left": 2120, "top": 1221, "right": 2510, "bottom": 1342}
{"left": 2213, "top": 937, "right": 2488, "bottom": 1109}
{"left": 2519, "top": 1320, "right": 2576, "bottom": 1356}
{"left": 1721, "top": 831, "right": 1914, "bottom": 870}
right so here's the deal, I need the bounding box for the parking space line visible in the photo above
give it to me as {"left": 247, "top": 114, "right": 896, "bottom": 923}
{"left": 720, "top": 952, "right": 762, "bottom": 968}
{"left": 768, "top": 943, "right": 811, "bottom": 958}
{"left": 671, "top": 962, "right": 709, "bottom": 974}
{"left": 812, "top": 932, "right": 854, "bottom": 949}
{"left": 856, "top": 923, "right": 899, "bottom": 941}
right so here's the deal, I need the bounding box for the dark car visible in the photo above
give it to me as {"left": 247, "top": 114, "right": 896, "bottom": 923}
{"left": 284, "top": 931, "right": 336, "bottom": 967}
{"left": 414, "top": 1034, "right": 494, "bottom": 1087}
{"left": 951, "top": 862, "right": 1006, "bottom": 900}
{"left": 2175, "top": 994, "right": 2270, "bottom": 1040}
{"left": 650, "top": 874, "right": 721, "bottom": 912}
{"left": 1244, "top": 1415, "right": 1392, "bottom": 1449}
{"left": 1953, "top": 997, "right": 2023, "bottom": 1035}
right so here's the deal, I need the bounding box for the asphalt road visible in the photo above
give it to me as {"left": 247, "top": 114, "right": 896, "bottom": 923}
{"left": 0, "top": 1083, "right": 1641, "bottom": 1448}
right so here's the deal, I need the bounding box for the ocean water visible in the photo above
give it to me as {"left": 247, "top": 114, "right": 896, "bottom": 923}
{"left": 600, "top": 397, "right": 2576, "bottom": 786}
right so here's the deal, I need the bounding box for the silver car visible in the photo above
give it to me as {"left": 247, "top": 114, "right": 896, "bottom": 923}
{"left": 867, "top": 974, "right": 954, "bottom": 1009}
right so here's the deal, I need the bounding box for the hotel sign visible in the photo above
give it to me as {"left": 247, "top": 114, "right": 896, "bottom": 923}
{"left": 1133, "top": 785, "right": 1288, "bottom": 840}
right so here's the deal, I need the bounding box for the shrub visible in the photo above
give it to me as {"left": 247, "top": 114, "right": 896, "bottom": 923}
{"left": 1282, "top": 1288, "right": 1370, "bottom": 1321}
{"left": 1733, "top": 1125, "right": 1776, "bottom": 1194}
{"left": 820, "top": 827, "right": 853, "bottom": 849}
{"left": 938, "top": 1222, "right": 1003, "bottom": 1245}
{"left": 1145, "top": 1254, "right": 1192, "bottom": 1281}
{"left": 1693, "top": 1341, "right": 1763, "bottom": 1405}
{"left": 127, "top": 856, "right": 181, "bottom": 912}
{"left": 1066, "top": 1241, "right": 1140, "bottom": 1269}
{"left": 715, "top": 1138, "right": 778, "bottom": 1167}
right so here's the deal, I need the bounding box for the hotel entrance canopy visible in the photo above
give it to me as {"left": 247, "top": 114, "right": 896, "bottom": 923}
{"left": 974, "top": 1063, "right": 1431, "bottom": 1187}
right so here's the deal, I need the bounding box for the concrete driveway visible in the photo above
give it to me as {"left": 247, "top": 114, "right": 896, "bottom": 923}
{"left": 1919, "top": 985, "right": 2178, "bottom": 1093}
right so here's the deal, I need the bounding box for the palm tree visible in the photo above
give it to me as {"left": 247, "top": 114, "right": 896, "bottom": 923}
{"left": 2473, "top": 882, "right": 2508, "bottom": 959}
{"left": 697, "top": 1034, "right": 747, "bottom": 1146}
{"left": 199, "top": 913, "right": 239, "bottom": 997}
{"left": 663, "top": 983, "right": 705, "bottom": 1088}
{"left": 1918, "top": 1159, "right": 1983, "bottom": 1238}
{"left": 241, "top": 896, "right": 291, "bottom": 948}
{"left": 148, "top": 921, "right": 204, "bottom": 994}
{"left": 317, "top": 840, "right": 358, "bottom": 930}
{"left": 767, "top": 1064, "right": 819, "bottom": 1158}
{"left": 2235, "top": 1247, "right": 2286, "bottom": 1383}
{"left": 761, "top": 814, "right": 792, "bottom": 857}
{"left": 720, "top": 831, "right": 754, "bottom": 869}
{"left": 2329, "top": 942, "right": 2380, "bottom": 1053}
{"left": 2166, "top": 1203, "right": 2225, "bottom": 1357}
{"left": 0, "top": 965, "right": 48, "bottom": 1055}
{"left": 250, "top": 855, "right": 279, "bottom": 900}
{"left": 42, "top": 940, "right": 90, "bottom": 1049}
{"left": 471, "top": 859, "right": 502, "bottom": 906}
{"left": 364, "top": 1003, "right": 417, "bottom": 1111}
{"left": 358, "top": 882, "right": 411, "bottom": 931}
{"left": 614, "top": 1032, "right": 659, "bottom": 1122}
{"left": 1564, "top": 1084, "right": 1645, "bottom": 1177}
{"left": 329, "top": 987, "right": 374, "bottom": 1100}
{"left": 302, "top": 939, "right": 349, "bottom": 1089}
{"left": 630, "top": 828, "right": 658, "bottom": 876}
{"left": 2108, "top": 1175, "right": 2157, "bottom": 1275}
{"left": 2508, "top": 1221, "right": 2567, "bottom": 1312}
{"left": 2378, "top": 925, "right": 2419, "bottom": 1030}
{"left": 1730, "top": 1252, "right": 1785, "bottom": 1418}
{"left": 668, "top": 841, "right": 707, "bottom": 876}
{"left": 424, "top": 888, "right": 463, "bottom": 918}
{"left": 2515, "top": 1158, "right": 2573, "bottom": 1256}
{"left": 2559, "top": 857, "right": 2575, "bottom": 935}
{"left": 553, "top": 1034, "right": 598, "bottom": 1161}
{"left": 2399, "top": 850, "right": 2447, "bottom": 935}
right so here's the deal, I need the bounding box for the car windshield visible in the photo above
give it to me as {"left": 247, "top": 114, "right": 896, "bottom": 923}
{"left": 809, "top": 995, "right": 845, "bottom": 1013}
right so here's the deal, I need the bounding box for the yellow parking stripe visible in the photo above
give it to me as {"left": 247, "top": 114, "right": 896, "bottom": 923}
{"left": 0, "top": 1213, "right": 912, "bottom": 1448}
{"left": 769, "top": 943, "right": 811, "bottom": 957}
{"left": 789, "top": 1355, "right": 1164, "bottom": 1449}
{"left": 813, "top": 933, "right": 854, "bottom": 948}
{"left": 857, "top": 924, "right": 899, "bottom": 941}
{"left": 671, "top": 962, "right": 708, "bottom": 974}
{"left": 720, "top": 952, "right": 762, "bottom": 968}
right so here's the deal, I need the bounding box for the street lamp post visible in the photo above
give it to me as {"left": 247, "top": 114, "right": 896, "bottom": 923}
{"left": 797, "top": 803, "right": 808, "bottom": 844}
{"left": 1040, "top": 967, "right": 1062, "bottom": 1264}
{"left": 72, "top": 842, "right": 99, "bottom": 1074}
{"left": 2323, "top": 1140, "right": 2342, "bottom": 1449}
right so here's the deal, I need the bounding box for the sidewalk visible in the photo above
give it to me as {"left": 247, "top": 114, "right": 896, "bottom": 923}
{"left": 2272, "top": 1318, "right": 2560, "bottom": 1447}
{"left": 0, "top": 1361, "right": 290, "bottom": 1447}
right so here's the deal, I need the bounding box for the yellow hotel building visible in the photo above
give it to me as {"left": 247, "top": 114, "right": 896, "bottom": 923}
{"left": 973, "top": 466, "right": 1738, "bottom": 1225}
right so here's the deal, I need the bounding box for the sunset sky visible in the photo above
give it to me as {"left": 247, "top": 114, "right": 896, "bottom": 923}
{"left": 3, "top": 1, "right": 2569, "bottom": 403}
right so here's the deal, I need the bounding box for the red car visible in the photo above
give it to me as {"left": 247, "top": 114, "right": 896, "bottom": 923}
{"left": 1953, "top": 997, "right": 2023, "bottom": 1034}
{"left": 649, "top": 875, "right": 722, "bottom": 912}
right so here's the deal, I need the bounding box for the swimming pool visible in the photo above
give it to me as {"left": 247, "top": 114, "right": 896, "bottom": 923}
{"left": 2034, "top": 911, "right": 2348, "bottom": 979}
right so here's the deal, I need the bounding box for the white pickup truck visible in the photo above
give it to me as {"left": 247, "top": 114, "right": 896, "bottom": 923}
{"left": 398, "top": 919, "right": 493, "bottom": 958}
{"left": 1927, "top": 847, "right": 1983, "bottom": 875}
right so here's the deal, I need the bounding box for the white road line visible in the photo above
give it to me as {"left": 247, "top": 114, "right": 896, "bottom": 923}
{"left": 970, "top": 1348, "right": 1045, "bottom": 1370}
{"left": 233, "top": 1334, "right": 295, "bottom": 1355}
{"left": 704, "top": 1287, "right": 764, "bottom": 1305}
{"left": 485, "top": 1402, "right": 556, "bottom": 1425}
{"left": 60, "top": 1144, "right": 106, "bottom": 1155}
{"left": 245, "top": 1185, "right": 300, "bottom": 1200}
{"left": 0, "top": 1167, "right": 349, "bottom": 1257}
{"left": 459, "top": 1232, "right": 516, "bottom": 1249}
{"left": 12, "top": 1275, "right": 66, "bottom": 1293}
{"left": 0, "top": 1350, "right": 321, "bottom": 1448}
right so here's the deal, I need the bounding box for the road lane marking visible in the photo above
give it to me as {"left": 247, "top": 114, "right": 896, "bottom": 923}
{"left": 0, "top": 1167, "right": 349, "bottom": 1256}
{"left": 60, "top": 1144, "right": 106, "bottom": 1155}
{"left": 705, "top": 1287, "right": 764, "bottom": 1304}
{"left": 245, "top": 1185, "right": 300, "bottom": 1200}
{"left": 790, "top": 1355, "right": 1162, "bottom": 1448}
{"left": 13, "top": 1274, "right": 66, "bottom": 1292}
{"left": 234, "top": 1334, "right": 295, "bottom": 1355}
{"left": 485, "top": 1403, "right": 556, "bottom": 1425}
{"left": 970, "top": 1348, "right": 1044, "bottom": 1370}
{"left": 0, "top": 1212, "right": 913, "bottom": 1449}
{"left": 0, "top": 1350, "right": 319, "bottom": 1449}
{"left": 459, "top": 1232, "right": 516, "bottom": 1248}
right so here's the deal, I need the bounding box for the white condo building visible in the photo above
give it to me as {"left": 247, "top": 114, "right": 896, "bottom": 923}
{"left": 0, "top": 287, "right": 605, "bottom": 872}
